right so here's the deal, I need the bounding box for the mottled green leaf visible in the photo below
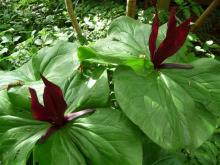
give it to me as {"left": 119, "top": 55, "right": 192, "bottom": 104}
{"left": 33, "top": 108, "right": 142, "bottom": 165}
{"left": 114, "top": 65, "right": 216, "bottom": 150}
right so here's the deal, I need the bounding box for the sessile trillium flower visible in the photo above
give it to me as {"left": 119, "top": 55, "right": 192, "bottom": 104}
{"left": 149, "top": 8, "right": 193, "bottom": 69}
{"left": 29, "top": 75, "right": 94, "bottom": 143}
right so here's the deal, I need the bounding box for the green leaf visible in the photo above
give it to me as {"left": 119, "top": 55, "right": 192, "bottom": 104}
{"left": 31, "top": 41, "right": 79, "bottom": 82}
{"left": 0, "top": 90, "right": 14, "bottom": 116}
{"left": 78, "top": 16, "right": 152, "bottom": 70}
{"left": 143, "top": 137, "right": 163, "bottom": 165}
{"left": 63, "top": 69, "right": 110, "bottom": 112}
{"left": 33, "top": 108, "right": 142, "bottom": 165}
{"left": 114, "top": 66, "right": 216, "bottom": 150}
{"left": 162, "top": 58, "right": 220, "bottom": 116}
{"left": 0, "top": 90, "right": 31, "bottom": 118}
{"left": 191, "top": 141, "right": 218, "bottom": 165}
{"left": 0, "top": 65, "right": 141, "bottom": 164}
{"left": 0, "top": 47, "right": 8, "bottom": 55}
{"left": 175, "top": 0, "right": 184, "bottom": 5}
{"left": 152, "top": 154, "right": 186, "bottom": 165}
{"left": 0, "top": 41, "right": 79, "bottom": 89}
{"left": 1, "top": 35, "right": 12, "bottom": 43}
{"left": 7, "top": 86, "right": 31, "bottom": 110}
{"left": 0, "top": 88, "right": 141, "bottom": 164}
{"left": 0, "top": 41, "right": 81, "bottom": 116}
{"left": 5, "top": 68, "right": 110, "bottom": 115}
{"left": 0, "top": 116, "right": 48, "bottom": 165}
{"left": 34, "top": 38, "right": 43, "bottom": 45}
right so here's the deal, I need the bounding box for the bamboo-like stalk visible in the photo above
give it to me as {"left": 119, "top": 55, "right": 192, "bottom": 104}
{"left": 191, "top": 0, "right": 220, "bottom": 32}
{"left": 157, "top": 0, "right": 171, "bottom": 11}
{"left": 143, "top": 0, "right": 149, "bottom": 9}
{"left": 126, "top": 0, "right": 137, "bottom": 18}
{"left": 64, "top": 0, "right": 82, "bottom": 36}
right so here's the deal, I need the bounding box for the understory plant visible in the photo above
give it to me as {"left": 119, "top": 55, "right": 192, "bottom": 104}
{"left": 0, "top": 7, "right": 220, "bottom": 165}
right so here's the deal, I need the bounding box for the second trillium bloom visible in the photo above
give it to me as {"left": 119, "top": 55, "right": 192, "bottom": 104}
{"left": 29, "top": 76, "right": 67, "bottom": 126}
{"left": 149, "top": 9, "right": 192, "bottom": 69}
{"left": 29, "top": 75, "right": 94, "bottom": 142}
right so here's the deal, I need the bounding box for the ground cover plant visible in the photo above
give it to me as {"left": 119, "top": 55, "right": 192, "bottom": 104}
{"left": 0, "top": 0, "right": 220, "bottom": 164}
{"left": 0, "top": 0, "right": 124, "bottom": 70}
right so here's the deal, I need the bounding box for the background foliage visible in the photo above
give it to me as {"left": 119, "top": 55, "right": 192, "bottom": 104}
{"left": 1, "top": 0, "right": 219, "bottom": 70}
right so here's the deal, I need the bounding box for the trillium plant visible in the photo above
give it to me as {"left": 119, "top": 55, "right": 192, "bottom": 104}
{"left": 149, "top": 9, "right": 192, "bottom": 69}
{"left": 29, "top": 75, "right": 94, "bottom": 143}
{"left": 1, "top": 7, "right": 220, "bottom": 165}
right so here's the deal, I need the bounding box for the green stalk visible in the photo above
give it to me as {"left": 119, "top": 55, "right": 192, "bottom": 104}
{"left": 157, "top": 0, "right": 171, "bottom": 11}
{"left": 64, "top": 0, "right": 87, "bottom": 44}
{"left": 191, "top": 0, "right": 220, "bottom": 32}
{"left": 126, "top": 0, "right": 137, "bottom": 18}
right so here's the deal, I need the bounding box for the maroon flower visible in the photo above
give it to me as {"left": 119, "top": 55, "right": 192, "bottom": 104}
{"left": 29, "top": 75, "right": 94, "bottom": 143}
{"left": 149, "top": 8, "right": 193, "bottom": 69}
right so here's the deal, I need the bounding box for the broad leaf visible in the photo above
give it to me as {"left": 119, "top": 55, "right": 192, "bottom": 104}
{"left": 0, "top": 109, "right": 142, "bottom": 165}
{"left": 0, "top": 41, "right": 81, "bottom": 115}
{"left": 0, "top": 116, "right": 48, "bottom": 165}
{"left": 7, "top": 86, "right": 31, "bottom": 110}
{"left": 0, "top": 90, "right": 31, "bottom": 118}
{"left": 162, "top": 58, "right": 220, "bottom": 116}
{"left": 0, "top": 66, "right": 142, "bottom": 165}
{"left": 152, "top": 154, "right": 186, "bottom": 165}
{"left": 114, "top": 65, "right": 216, "bottom": 150}
{"left": 33, "top": 108, "right": 142, "bottom": 165}
{"left": 31, "top": 41, "right": 80, "bottom": 82}
{"left": 63, "top": 69, "right": 110, "bottom": 112}
{"left": 0, "top": 90, "right": 14, "bottom": 116}
{"left": 143, "top": 136, "right": 164, "bottom": 165}
{"left": 191, "top": 141, "right": 219, "bottom": 165}
{"left": 3, "top": 68, "right": 110, "bottom": 116}
{"left": 0, "top": 41, "right": 79, "bottom": 90}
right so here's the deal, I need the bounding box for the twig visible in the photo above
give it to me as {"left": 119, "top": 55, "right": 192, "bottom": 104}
{"left": 157, "top": 0, "right": 171, "bottom": 11}
{"left": 191, "top": 0, "right": 220, "bottom": 32}
{"left": 64, "top": 0, "right": 82, "bottom": 36}
{"left": 126, "top": 0, "right": 137, "bottom": 18}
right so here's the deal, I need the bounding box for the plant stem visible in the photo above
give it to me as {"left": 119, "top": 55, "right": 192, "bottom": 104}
{"left": 191, "top": 0, "right": 220, "bottom": 32}
{"left": 126, "top": 0, "right": 137, "bottom": 18}
{"left": 143, "top": 0, "right": 149, "bottom": 9}
{"left": 64, "top": 0, "right": 82, "bottom": 36}
{"left": 157, "top": 0, "right": 171, "bottom": 11}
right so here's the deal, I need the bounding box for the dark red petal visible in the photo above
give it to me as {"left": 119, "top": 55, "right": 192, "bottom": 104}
{"left": 41, "top": 75, "right": 67, "bottom": 126}
{"left": 153, "top": 35, "right": 177, "bottom": 68}
{"left": 172, "top": 18, "right": 191, "bottom": 53}
{"left": 153, "top": 9, "right": 191, "bottom": 68}
{"left": 29, "top": 88, "right": 50, "bottom": 122}
{"left": 149, "top": 12, "right": 159, "bottom": 61}
{"left": 153, "top": 8, "right": 177, "bottom": 67}
{"left": 41, "top": 75, "right": 63, "bottom": 97}
{"left": 166, "top": 8, "right": 177, "bottom": 37}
